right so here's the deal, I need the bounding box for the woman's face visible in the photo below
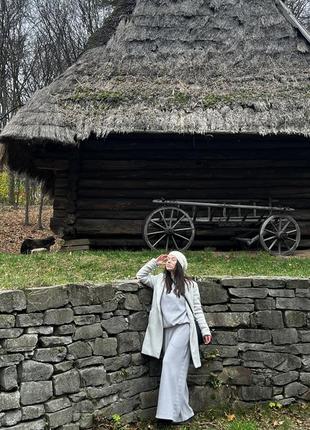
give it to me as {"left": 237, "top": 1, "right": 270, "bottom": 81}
{"left": 165, "top": 254, "right": 178, "bottom": 272}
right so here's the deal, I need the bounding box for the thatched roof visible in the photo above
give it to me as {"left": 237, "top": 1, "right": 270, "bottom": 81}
{"left": 1, "top": 0, "right": 310, "bottom": 149}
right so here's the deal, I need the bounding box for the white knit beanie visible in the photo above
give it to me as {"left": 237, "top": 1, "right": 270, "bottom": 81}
{"left": 169, "top": 251, "right": 188, "bottom": 271}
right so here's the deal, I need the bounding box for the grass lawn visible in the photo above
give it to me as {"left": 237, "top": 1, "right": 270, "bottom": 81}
{"left": 1, "top": 249, "right": 310, "bottom": 290}
{"left": 95, "top": 402, "right": 310, "bottom": 430}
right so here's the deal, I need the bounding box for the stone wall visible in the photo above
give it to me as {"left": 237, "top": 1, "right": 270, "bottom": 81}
{"left": 0, "top": 277, "right": 309, "bottom": 429}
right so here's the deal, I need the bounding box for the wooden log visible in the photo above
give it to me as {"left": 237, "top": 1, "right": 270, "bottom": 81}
{"left": 34, "top": 159, "right": 69, "bottom": 170}
{"left": 75, "top": 219, "right": 143, "bottom": 235}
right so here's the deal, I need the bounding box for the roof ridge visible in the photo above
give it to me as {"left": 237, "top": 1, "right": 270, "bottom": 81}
{"left": 275, "top": 0, "right": 310, "bottom": 44}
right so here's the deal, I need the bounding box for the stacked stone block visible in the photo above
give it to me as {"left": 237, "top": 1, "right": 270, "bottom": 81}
{"left": 0, "top": 277, "right": 309, "bottom": 428}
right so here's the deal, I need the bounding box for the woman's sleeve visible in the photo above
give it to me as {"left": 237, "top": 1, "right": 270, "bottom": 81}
{"left": 192, "top": 282, "right": 211, "bottom": 336}
{"left": 136, "top": 258, "right": 159, "bottom": 289}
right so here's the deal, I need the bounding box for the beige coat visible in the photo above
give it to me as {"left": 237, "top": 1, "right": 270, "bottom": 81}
{"left": 136, "top": 258, "right": 211, "bottom": 368}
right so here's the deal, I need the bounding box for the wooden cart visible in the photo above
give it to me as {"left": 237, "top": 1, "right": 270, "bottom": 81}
{"left": 143, "top": 199, "right": 301, "bottom": 255}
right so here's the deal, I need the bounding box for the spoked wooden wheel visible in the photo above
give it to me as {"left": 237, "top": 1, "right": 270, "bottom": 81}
{"left": 143, "top": 206, "right": 195, "bottom": 251}
{"left": 259, "top": 215, "right": 301, "bottom": 256}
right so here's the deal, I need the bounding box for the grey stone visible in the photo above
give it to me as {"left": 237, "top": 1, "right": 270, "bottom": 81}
{"left": 0, "top": 391, "right": 20, "bottom": 412}
{"left": 252, "top": 278, "right": 285, "bottom": 288}
{"left": 229, "top": 304, "right": 254, "bottom": 312}
{"left": 40, "top": 336, "right": 72, "bottom": 347}
{"left": 74, "top": 305, "right": 103, "bottom": 314}
{"left": 251, "top": 311, "right": 284, "bottom": 329}
{"left": 200, "top": 282, "right": 228, "bottom": 304}
{"left": 272, "top": 371, "right": 299, "bottom": 385}
{"left": 74, "top": 315, "right": 96, "bottom": 325}
{"left": 45, "top": 396, "right": 71, "bottom": 413}
{"left": 285, "top": 382, "right": 308, "bottom": 397}
{"left": 276, "top": 355, "right": 302, "bottom": 372}
{"left": 302, "top": 356, "right": 310, "bottom": 371}
{"left": 26, "top": 326, "right": 53, "bottom": 335}
{"left": 68, "top": 341, "right": 92, "bottom": 358}
{"left": 241, "top": 386, "right": 272, "bottom": 401}
{"left": 291, "top": 343, "right": 310, "bottom": 354}
{"left": 53, "top": 369, "right": 80, "bottom": 395}
{"left": 104, "top": 354, "right": 131, "bottom": 371}
{"left": 44, "top": 308, "right": 74, "bottom": 325}
{"left": 102, "top": 301, "right": 118, "bottom": 312}
{"left": 79, "top": 366, "right": 106, "bottom": 386}
{"left": 121, "top": 376, "right": 158, "bottom": 398}
{"left": 296, "top": 289, "right": 310, "bottom": 298}
{"left": 86, "top": 384, "right": 119, "bottom": 399}
{"left": 255, "top": 298, "right": 275, "bottom": 310}
{"left": 204, "top": 304, "right": 229, "bottom": 312}
{"left": 76, "top": 356, "right": 104, "bottom": 368}
{"left": 73, "top": 399, "right": 94, "bottom": 413}
{"left": 79, "top": 413, "right": 93, "bottom": 429}
{"left": 109, "top": 365, "right": 148, "bottom": 384}
{"left": 286, "top": 279, "right": 310, "bottom": 289}
{"left": 131, "top": 352, "right": 147, "bottom": 365}
{"left": 138, "top": 288, "right": 152, "bottom": 305}
{"left": 93, "top": 337, "right": 117, "bottom": 356}
{"left": 210, "top": 331, "right": 238, "bottom": 345}
{"left": 116, "top": 282, "right": 139, "bottom": 292}
{"left": 124, "top": 294, "right": 143, "bottom": 311}
{"left": 242, "top": 351, "right": 301, "bottom": 371}
{"left": 0, "top": 328, "right": 23, "bottom": 338}
{"left": 0, "top": 365, "right": 18, "bottom": 390}
{"left": 140, "top": 389, "right": 158, "bottom": 409}
{"left": 269, "top": 289, "right": 295, "bottom": 298}
{"left": 223, "top": 358, "right": 241, "bottom": 366}
{"left": 16, "top": 313, "right": 43, "bottom": 327}
{"left": 219, "top": 366, "right": 252, "bottom": 385}
{"left": 221, "top": 278, "right": 252, "bottom": 287}
{"left": 0, "top": 314, "right": 15, "bottom": 328}
{"left": 0, "top": 353, "right": 24, "bottom": 368}
{"left": 20, "top": 381, "right": 53, "bottom": 405}
{"left": 26, "top": 286, "right": 68, "bottom": 311}
{"left": 22, "top": 404, "right": 45, "bottom": 420}
{"left": 54, "top": 362, "right": 73, "bottom": 373}
{"left": 229, "top": 288, "right": 267, "bottom": 298}
{"left": 19, "top": 360, "right": 53, "bottom": 381}
{"left": 300, "top": 372, "right": 310, "bottom": 386}
{"left": 276, "top": 297, "right": 310, "bottom": 311}
{"left": 0, "top": 290, "right": 26, "bottom": 312}
{"left": 47, "top": 407, "right": 73, "bottom": 428}
{"left": 102, "top": 316, "right": 128, "bottom": 334}
{"left": 34, "top": 347, "right": 67, "bottom": 362}
{"left": 207, "top": 312, "right": 250, "bottom": 328}
{"left": 61, "top": 425, "right": 80, "bottom": 430}
{"left": 0, "top": 409, "right": 22, "bottom": 426}
{"left": 300, "top": 330, "right": 310, "bottom": 342}
{"left": 55, "top": 324, "right": 75, "bottom": 335}
{"left": 68, "top": 285, "right": 92, "bottom": 306}
{"left": 238, "top": 329, "right": 271, "bottom": 343}
{"left": 128, "top": 312, "right": 148, "bottom": 331}
{"left": 73, "top": 323, "right": 103, "bottom": 340}
{"left": 117, "top": 332, "right": 141, "bottom": 353}
{"left": 5, "top": 419, "right": 46, "bottom": 430}
{"left": 272, "top": 328, "right": 298, "bottom": 345}
{"left": 231, "top": 298, "right": 253, "bottom": 303}
{"left": 91, "top": 284, "right": 115, "bottom": 303}
{"left": 3, "top": 334, "right": 38, "bottom": 352}
{"left": 285, "top": 311, "right": 306, "bottom": 328}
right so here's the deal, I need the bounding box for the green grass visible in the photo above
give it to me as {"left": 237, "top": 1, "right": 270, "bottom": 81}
{"left": 95, "top": 402, "right": 310, "bottom": 430}
{"left": 1, "top": 249, "right": 310, "bottom": 290}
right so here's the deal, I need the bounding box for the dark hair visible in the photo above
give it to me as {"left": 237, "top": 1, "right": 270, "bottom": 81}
{"left": 164, "top": 261, "right": 192, "bottom": 297}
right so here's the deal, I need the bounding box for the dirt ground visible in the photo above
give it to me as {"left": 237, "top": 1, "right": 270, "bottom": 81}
{"left": 0, "top": 205, "right": 62, "bottom": 254}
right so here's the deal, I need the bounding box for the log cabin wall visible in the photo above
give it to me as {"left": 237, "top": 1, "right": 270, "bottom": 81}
{"left": 50, "top": 132, "right": 310, "bottom": 249}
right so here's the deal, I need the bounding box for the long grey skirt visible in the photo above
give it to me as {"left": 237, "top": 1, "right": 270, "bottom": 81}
{"left": 155, "top": 323, "right": 194, "bottom": 423}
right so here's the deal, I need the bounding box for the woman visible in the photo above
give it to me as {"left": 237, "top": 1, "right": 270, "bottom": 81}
{"left": 136, "top": 250, "right": 212, "bottom": 424}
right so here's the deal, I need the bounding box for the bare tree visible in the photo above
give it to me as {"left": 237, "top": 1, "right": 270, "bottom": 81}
{"left": 286, "top": 0, "right": 310, "bottom": 28}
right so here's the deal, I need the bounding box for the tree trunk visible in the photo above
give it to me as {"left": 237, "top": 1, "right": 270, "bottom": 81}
{"left": 24, "top": 175, "right": 30, "bottom": 225}
{"left": 37, "top": 183, "right": 44, "bottom": 229}
{"left": 8, "top": 170, "right": 15, "bottom": 206}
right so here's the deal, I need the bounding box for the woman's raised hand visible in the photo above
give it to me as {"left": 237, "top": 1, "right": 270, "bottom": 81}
{"left": 156, "top": 254, "right": 168, "bottom": 266}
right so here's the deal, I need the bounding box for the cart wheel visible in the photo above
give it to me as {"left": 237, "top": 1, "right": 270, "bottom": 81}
{"left": 259, "top": 215, "right": 301, "bottom": 256}
{"left": 143, "top": 206, "right": 195, "bottom": 251}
